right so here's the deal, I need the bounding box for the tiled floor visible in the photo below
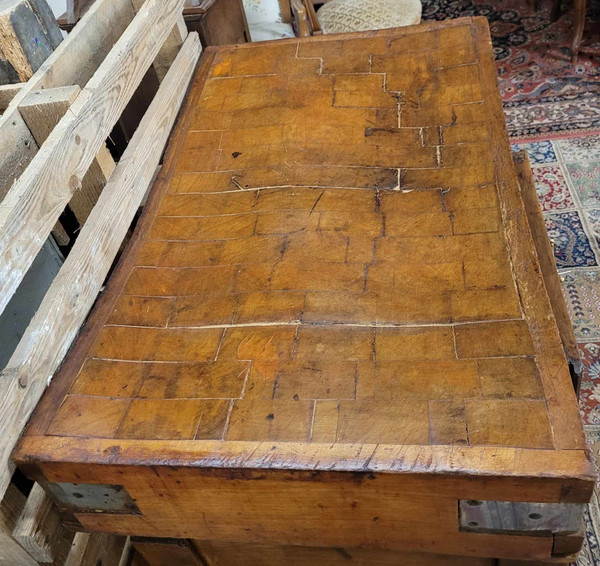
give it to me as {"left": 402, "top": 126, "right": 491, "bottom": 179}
{"left": 514, "top": 135, "right": 600, "bottom": 564}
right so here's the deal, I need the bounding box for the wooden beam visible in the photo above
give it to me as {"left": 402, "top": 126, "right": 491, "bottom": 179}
{"left": 64, "top": 532, "right": 128, "bottom": 566}
{"left": 0, "top": 482, "right": 37, "bottom": 566}
{"left": 0, "top": 82, "right": 24, "bottom": 111}
{"left": 19, "top": 86, "right": 116, "bottom": 225}
{"left": 0, "top": 0, "right": 135, "bottom": 198}
{"left": 131, "top": 0, "right": 188, "bottom": 82}
{"left": 19, "top": 87, "right": 84, "bottom": 245}
{"left": 13, "top": 482, "right": 73, "bottom": 564}
{"left": 0, "top": 0, "right": 63, "bottom": 83}
{"left": 0, "top": 0, "right": 185, "bottom": 318}
{"left": 513, "top": 151, "right": 583, "bottom": 393}
{"left": 0, "top": 112, "right": 38, "bottom": 202}
{"left": 0, "top": 30, "right": 201, "bottom": 508}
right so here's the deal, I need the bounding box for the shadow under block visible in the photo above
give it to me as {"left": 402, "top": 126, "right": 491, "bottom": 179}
{"left": 14, "top": 18, "right": 594, "bottom": 563}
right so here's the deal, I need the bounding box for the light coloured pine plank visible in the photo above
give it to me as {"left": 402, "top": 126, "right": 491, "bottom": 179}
{"left": 13, "top": 482, "right": 73, "bottom": 564}
{"left": 0, "top": 0, "right": 186, "bottom": 318}
{"left": 19, "top": 86, "right": 116, "bottom": 225}
{"left": 0, "top": 30, "right": 201, "bottom": 508}
{"left": 0, "top": 0, "right": 135, "bottom": 197}
{"left": 0, "top": 482, "right": 37, "bottom": 566}
{"left": 132, "top": 0, "right": 188, "bottom": 82}
{"left": 0, "top": 82, "right": 24, "bottom": 111}
{"left": 63, "top": 532, "right": 127, "bottom": 566}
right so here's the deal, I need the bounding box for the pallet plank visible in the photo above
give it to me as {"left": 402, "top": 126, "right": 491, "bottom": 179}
{"left": 0, "top": 30, "right": 200, "bottom": 507}
{"left": 0, "top": 0, "right": 135, "bottom": 198}
{"left": 12, "top": 483, "right": 73, "bottom": 564}
{"left": 0, "top": 482, "right": 37, "bottom": 566}
{"left": 19, "top": 86, "right": 116, "bottom": 225}
{"left": 132, "top": 0, "right": 188, "bottom": 82}
{"left": 63, "top": 532, "right": 127, "bottom": 566}
{"left": 0, "top": 82, "right": 24, "bottom": 111}
{"left": 513, "top": 150, "right": 582, "bottom": 388}
{"left": 0, "top": 0, "right": 185, "bottom": 317}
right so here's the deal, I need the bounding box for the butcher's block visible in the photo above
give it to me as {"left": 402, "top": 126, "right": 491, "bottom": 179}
{"left": 14, "top": 17, "right": 595, "bottom": 564}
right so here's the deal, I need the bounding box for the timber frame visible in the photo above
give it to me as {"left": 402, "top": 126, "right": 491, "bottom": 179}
{"left": 0, "top": 0, "right": 202, "bottom": 563}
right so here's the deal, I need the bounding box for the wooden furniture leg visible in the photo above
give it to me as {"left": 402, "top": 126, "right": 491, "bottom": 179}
{"left": 571, "top": 0, "right": 586, "bottom": 61}
{"left": 550, "top": 0, "right": 562, "bottom": 22}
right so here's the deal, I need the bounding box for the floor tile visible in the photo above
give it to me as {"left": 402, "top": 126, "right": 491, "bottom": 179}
{"left": 562, "top": 270, "right": 600, "bottom": 341}
{"left": 558, "top": 135, "right": 600, "bottom": 163}
{"left": 511, "top": 140, "right": 557, "bottom": 164}
{"left": 545, "top": 211, "right": 598, "bottom": 268}
{"left": 584, "top": 208, "right": 600, "bottom": 247}
{"left": 567, "top": 162, "right": 600, "bottom": 208}
{"left": 532, "top": 164, "right": 576, "bottom": 212}
{"left": 578, "top": 344, "right": 600, "bottom": 424}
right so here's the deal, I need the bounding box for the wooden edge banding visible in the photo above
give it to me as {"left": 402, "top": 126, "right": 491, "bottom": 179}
{"left": 512, "top": 151, "right": 582, "bottom": 396}
{"left": 14, "top": 50, "right": 217, "bottom": 441}
{"left": 15, "top": 437, "right": 595, "bottom": 502}
{"left": 471, "top": 17, "right": 586, "bottom": 451}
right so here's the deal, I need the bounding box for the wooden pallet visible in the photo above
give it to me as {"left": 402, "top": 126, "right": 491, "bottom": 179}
{"left": 0, "top": 0, "right": 202, "bottom": 563}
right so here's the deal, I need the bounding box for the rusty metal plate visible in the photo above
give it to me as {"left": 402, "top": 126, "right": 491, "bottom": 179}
{"left": 43, "top": 482, "right": 140, "bottom": 514}
{"left": 459, "top": 499, "right": 584, "bottom": 534}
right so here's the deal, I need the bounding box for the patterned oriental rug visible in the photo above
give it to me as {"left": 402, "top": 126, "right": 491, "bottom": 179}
{"left": 421, "top": 0, "right": 600, "bottom": 140}
{"left": 511, "top": 135, "right": 600, "bottom": 564}
{"left": 419, "top": 2, "right": 600, "bottom": 560}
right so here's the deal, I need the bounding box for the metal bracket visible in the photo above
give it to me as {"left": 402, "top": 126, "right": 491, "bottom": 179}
{"left": 459, "top": 499, "right": 584, "bottom": 535}
{"left": 43, "top": 482, "right": 140, "bottom": 515}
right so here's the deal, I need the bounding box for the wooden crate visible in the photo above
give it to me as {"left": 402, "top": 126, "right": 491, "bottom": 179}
{"left": 0, "top": 0, "right": 202, "bottom": 563}
{"left": 11, "top": 16, "right": 595, "bottom": 565}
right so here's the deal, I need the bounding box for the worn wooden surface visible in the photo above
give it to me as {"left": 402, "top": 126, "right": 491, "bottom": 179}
{"left": 0, "top": 0, "right": 62, "bottom": 84}
{"left": 0, "top": 482, "right": 37, "bottom": 566}
{"left": 0, "top": 30, "right": 200, "bottom": 515}
{"left": 513, "top": 150, "right": 582, "bottom": 393}
{"left": 133, "top": 538, "right": 572, "bottom": 565}
{"left": 12, "top": 482, "right": 73, "bottom": 564}
{"left": 15, "top": 18, "right": 593, "bottom": 562}
{"left": 18, "top": 85, "right": 116, "bottom": 226}
{"left": 0, "top": 0, "right": 135, "bottom": 199}
{"left": 0, "top": 0, "right": 185, "bottom": 317}
{"left": 0, "top": 82, "right": 23, "bottom": 110}
{"left": 62, "top": 532, "right": 127, "bottom": 566}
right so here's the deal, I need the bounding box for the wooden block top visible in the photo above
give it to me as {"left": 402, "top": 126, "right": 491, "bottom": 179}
{"left": 16, "top": 18, "right": 590, "bottom": 481}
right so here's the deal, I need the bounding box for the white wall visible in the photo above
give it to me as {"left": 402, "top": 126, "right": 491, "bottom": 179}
{"left": 45, "top": 0, "right": 66, "bottom": 17}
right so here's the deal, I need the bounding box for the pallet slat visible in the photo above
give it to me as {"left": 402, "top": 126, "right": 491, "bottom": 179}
{"left": 0, "top": 483, "right": 37, "bottom": 565}
{"left": 0, "top": 29, "right": 201, "bottom": 509}
{"left": 19, "top": 86, "right": 116, "bottom": 225}
{"left": 0, "top": 0, "right": 135, "bottom": 199}
{"left": 12, "top": 483, "right": 73, "bottom": 564}
{"left": 0, "top": 0, "right": 185, "bottom": 318}
{"left": 0, "top": 83, "right": 24, "bottom": 111}
{"left": 63, "top": 532, "right": 128, "bottom": 566}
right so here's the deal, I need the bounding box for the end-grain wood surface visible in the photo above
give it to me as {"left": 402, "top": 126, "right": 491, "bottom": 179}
{"left": 14, "top": 17, "right": 594, "bottom": 562}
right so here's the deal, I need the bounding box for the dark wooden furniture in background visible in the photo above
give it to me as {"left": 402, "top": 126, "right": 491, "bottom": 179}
{"left": 552, "top": 0, "right": 587, "bottom": 61}
{"left": 15, "top": 17, "right": 593, "bottom": 565}
{"left": 58, "top": 0, "right": 250, "bottom": 47}
{"left": 180, "top": 0, "right": 250, "bottom": 46}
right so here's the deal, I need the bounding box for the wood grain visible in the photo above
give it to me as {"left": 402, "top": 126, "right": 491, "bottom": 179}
{"left": 0, "top": 0, "right": 185, "bottom": 317}
{"left": 18, "top": 85, "right": 116, "bottom": 225}
{"left": 513, "top": 150, "right": 582, "bottom": 392}
{"left": 12, "top": 482, "right": 73, "bottom": 564}
{"left": 0, "top": 0, "right": 135, "bottom": 199}
{"left": 1, "top": 31, "right": 200, "bottom": 502}
{"left": 14, "top": 18, "right": 593, "bottom": 563}
{"left": 0, "top": 482, "right": 37, "bottom": 566}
